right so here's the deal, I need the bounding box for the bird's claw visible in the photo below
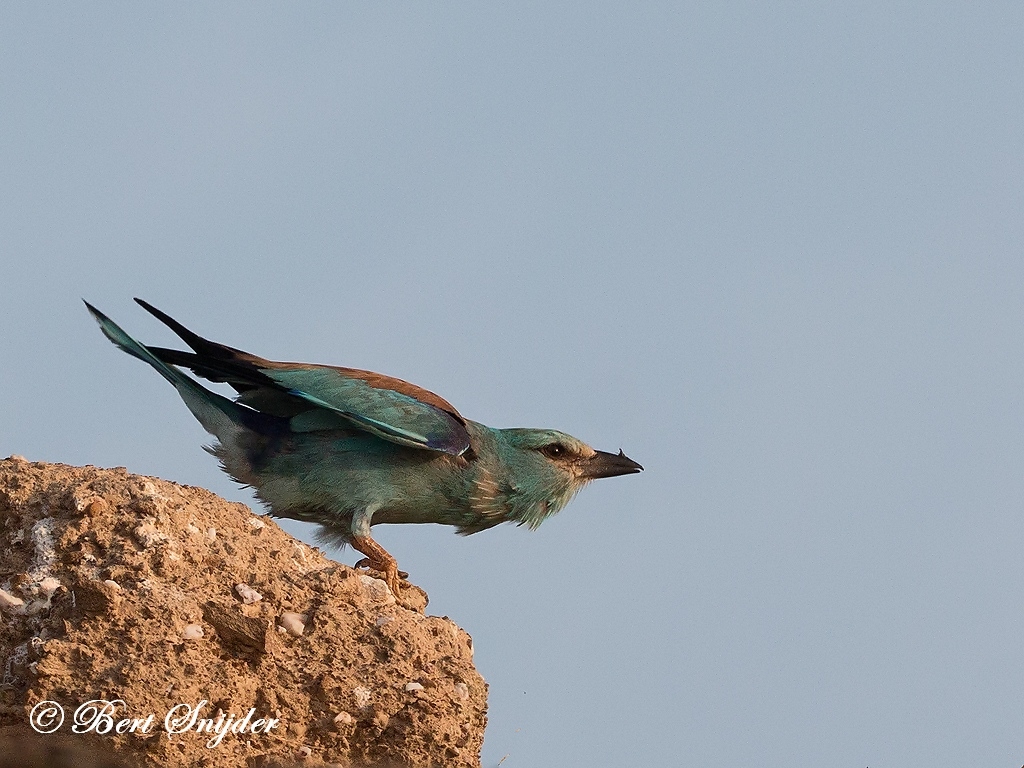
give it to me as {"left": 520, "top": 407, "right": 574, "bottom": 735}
{"left": 354, "top": 558, "right": 410, "bottom": 603}
{"left": 354, "top": 558, "right": 407, "bottom": 579}
{"left": 349, "top": 535, "right": 417, "bottom": 607}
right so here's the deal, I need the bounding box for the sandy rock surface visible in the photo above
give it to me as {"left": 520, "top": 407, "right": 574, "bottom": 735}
{"left": 0, "top": 457, "right": 486, "bottom": 767}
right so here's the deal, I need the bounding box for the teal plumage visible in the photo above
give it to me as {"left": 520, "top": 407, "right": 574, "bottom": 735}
{"left": 86, "top": 299, "right": 643, "bottom": 602}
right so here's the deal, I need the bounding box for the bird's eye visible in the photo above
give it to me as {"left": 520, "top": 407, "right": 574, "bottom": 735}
{"left": 542, "top": 443, "right": 567, "bottom": 459}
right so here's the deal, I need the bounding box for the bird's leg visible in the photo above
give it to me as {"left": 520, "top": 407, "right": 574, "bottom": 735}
{"left": 350, "top": 505, "right": 405, "bottom": 599}
{"left": 351, "top": 535, "right": 404, "bottom": 598}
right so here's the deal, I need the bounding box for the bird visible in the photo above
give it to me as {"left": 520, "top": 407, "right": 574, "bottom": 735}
{"left": 85, "top": 299, "right": 643, "bottom": 603}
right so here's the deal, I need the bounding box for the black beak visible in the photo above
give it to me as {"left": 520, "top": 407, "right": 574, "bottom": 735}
{"left": 582, "top": 449, "right": 644, "bottom": 479}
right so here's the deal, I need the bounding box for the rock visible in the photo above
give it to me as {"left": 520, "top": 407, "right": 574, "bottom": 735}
{"left": 233, "top": 582, "right": 263, "bottom": 605}
{"left": 0, "top": 459, "right": 487, "bottom": 767}
{"left": 278, "top": 612, "right": 307, "bottom": 637}
{"left": 0, "top": 588, "right": 25, "bottom": 614}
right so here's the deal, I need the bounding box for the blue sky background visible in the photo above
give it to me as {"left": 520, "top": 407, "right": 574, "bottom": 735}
{"left": 3, "top": 4, "right": 1024, "bottom": 766}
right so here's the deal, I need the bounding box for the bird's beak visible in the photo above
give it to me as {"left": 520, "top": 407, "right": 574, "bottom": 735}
{"left": 581, "top": 449, "right": 644, "bottom": 479}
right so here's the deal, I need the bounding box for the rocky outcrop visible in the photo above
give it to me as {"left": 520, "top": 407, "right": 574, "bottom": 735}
{"left": 0, "top": 457, "right": 486, "bottom": 767}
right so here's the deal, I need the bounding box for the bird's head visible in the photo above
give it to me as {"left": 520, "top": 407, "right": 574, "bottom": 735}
{"left": 494, "top": 428, "right": 643, "bottom": 529}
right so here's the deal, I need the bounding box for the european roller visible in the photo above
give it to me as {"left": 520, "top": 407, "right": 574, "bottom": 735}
{"left": 85, "top": 300, "right": 643, "bottom": 602}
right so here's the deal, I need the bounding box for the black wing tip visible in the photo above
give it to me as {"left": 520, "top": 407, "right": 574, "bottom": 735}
{"left": 131, "top": 298, "right": 212, "bottom": 353}
{"left": 133, "top": 297, "right": 175, "bottom": 325}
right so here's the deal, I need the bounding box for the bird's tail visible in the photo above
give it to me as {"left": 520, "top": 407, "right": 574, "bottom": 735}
{"left": 84, "top": 301, "right": 256, "bottom": 445}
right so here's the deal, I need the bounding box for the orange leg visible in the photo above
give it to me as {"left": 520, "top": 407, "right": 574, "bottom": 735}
{"left": 351, "top": 535, "right": 405, "bottom": 600}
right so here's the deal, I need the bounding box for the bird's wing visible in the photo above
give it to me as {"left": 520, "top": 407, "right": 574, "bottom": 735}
{"left": 256, "top": 363, "right": 471, "bottom": 454}
{"left": 133, "top": 299, "right": 472, "bottom": 456}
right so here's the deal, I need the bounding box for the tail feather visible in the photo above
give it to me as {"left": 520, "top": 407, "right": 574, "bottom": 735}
{"left": 132, "top": 299, "right": 277, "bottom": 394}
{"left": 144, "top": 345, "right": 257, "bottom": 390}
{"left": 83, "top": 301, "right": 262, "bottom": 440}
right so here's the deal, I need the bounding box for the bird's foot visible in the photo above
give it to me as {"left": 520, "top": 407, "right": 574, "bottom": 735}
{"left": 354, "top": 558, "right": 408, "bottom": 580}
{"left": 350, "top": 535, "right": 413, "bottom": 606}
{"left": 355, "top": 560, "right": 410, "bottom": 605}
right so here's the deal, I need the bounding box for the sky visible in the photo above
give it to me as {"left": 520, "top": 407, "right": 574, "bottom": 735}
{"left": 3, "top": 3, "right": 1024, "bottom": 766}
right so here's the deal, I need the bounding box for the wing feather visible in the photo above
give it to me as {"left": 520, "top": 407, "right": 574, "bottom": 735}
{"left": 135, "top": 300, "right": 472, "bottom": 456}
